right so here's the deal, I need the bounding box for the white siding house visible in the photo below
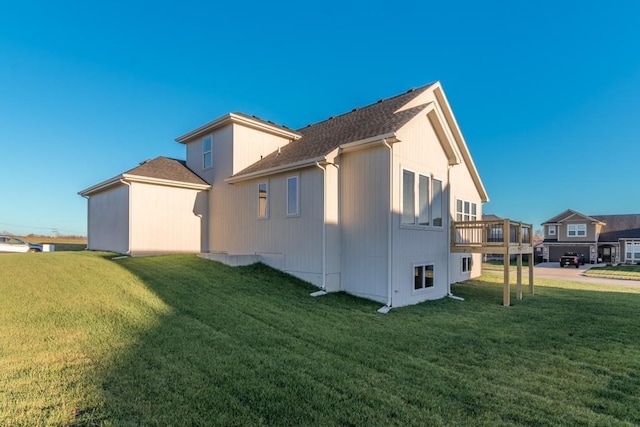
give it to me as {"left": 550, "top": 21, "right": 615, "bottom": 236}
{"left": 80, "top": 82, "right": 489, "bottom": 308}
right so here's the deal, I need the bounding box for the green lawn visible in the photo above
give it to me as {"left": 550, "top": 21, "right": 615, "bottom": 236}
{"left": 1, "top": 252, "right": 639, "bottom": 426}
{"left": 584, "top": 264, "right": 640, "bottom": 280}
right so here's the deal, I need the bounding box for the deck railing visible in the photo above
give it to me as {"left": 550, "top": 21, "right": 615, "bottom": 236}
{"left": 451, "top": 219, "right": 532, "bottom": 250}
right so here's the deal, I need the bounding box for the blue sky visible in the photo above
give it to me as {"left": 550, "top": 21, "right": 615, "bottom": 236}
{"left": 1, "top": 0, "right": 639, "bottom": 236}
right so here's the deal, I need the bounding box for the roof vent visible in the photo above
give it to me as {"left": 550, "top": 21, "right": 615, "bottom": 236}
{"left": 377, "top": 99, "right": 383, "bottom": 103}
{"left": 407, "top": 88, "right": 414, "bottom": 93}
{"left": 352, "top": 108, "right": 358, "bottom": 112}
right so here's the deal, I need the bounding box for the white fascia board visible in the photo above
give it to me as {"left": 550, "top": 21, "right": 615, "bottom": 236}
{"left": 122, "top": 174, "right": 211, "bottom": 190}
{"left": 432, "top": 84, "right": 489, "bottom": 203}
{"left": 78, "top": 176, "right": 123, "bottom": 196}
{"left": 225, "top": 156, "right": 326, "bottom": 184}
{"left": 176, "top": 113, "right": 301, "bottom": 143}
{"left": 338, "top": 133, "right": 400, "bottom": 154}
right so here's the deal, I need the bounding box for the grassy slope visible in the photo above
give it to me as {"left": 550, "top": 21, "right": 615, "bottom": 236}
{"left": 1, "top": 253, "right": 639, "bottom": 426}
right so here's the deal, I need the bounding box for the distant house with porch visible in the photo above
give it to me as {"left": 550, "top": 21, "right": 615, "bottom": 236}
{"left": 541, "top": 209, "right": 640, "bottom": 264}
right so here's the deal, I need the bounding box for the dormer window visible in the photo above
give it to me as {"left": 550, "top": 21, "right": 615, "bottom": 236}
{"left": 203, "top": 136, "right": 212, "bottom": 169}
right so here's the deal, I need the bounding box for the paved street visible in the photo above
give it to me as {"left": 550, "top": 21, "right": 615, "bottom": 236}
{"left": 533, "top": 262, "right": 640, "bottom": 289}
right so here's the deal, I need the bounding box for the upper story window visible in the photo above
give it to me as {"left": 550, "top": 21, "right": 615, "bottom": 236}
{"left": 258, "top": 182, "right": 268, "bottom": 218}
{"left": 455, "top": 199, "right": 477, "bottom": 221}
{"left": 402, "top": 169, "right": 443, "bottom": 228}
{"left": 567, "top": 223, "right": 586, "bottom": 237}
{"left": 548, "top": 225, "right": 556, "bottom": 236}
{"left": 286, "top": 176, "right": 299, "bottom": 216}
{"left": 202, "top": 136, "right": 212, "bottom": 169}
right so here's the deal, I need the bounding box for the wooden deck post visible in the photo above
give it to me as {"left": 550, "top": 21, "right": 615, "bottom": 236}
{"left": 503, "top": 253, "right": 510, "bottom": 306}
{"left": 529, "top": 254, "right": 535, "bottom": 295}
{"left": 516, "top": 253, "right": 523, "bottom": 300}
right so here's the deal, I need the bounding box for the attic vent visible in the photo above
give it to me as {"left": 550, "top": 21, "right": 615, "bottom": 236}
{"left": 377, "top": 99, "right": 383, "bottom": 103}
{"left": 407, "top": 88, "right": 414, "bottom": 93}
{"left": 328, "top": 116, "right": 334, "bottom": 120}
{"left": 352, "top": 108, "right": 358, "bottom": 112}
{"left": 139, "top": 159, "right": 150, "bottom": 165}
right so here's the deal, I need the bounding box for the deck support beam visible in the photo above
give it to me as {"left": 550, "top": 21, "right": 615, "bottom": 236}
{"left": 503, "top": 254, "right": 510, "bottom": 307}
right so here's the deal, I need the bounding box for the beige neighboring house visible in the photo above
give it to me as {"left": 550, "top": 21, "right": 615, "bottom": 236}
{"left": 80, "top": 82, "right": 490, "bottom": 308}
{"left": 541, "top": 209, "right": 640, "bottom": 264}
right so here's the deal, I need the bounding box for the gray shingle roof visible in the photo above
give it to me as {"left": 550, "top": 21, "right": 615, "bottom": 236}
{"left": 592, "top": 214, "right": 640, "bottom": 242}
{"left": 232, "top": 83, "right": 435, "bottom": 177}
{"left": 125, "top": 156, "right": 208, "bottom": 186}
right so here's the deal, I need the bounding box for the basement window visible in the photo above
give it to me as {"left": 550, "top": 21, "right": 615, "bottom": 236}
{"left": 462, "top": 256, "right": 472, "bottom": 273}
{"left": 414, "top": 264, "right": 434, "bottom": 291}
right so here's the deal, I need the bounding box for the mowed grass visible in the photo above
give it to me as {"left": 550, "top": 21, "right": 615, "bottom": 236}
{"left": 1, "top": 253, "right": 639, "bottom": 426}
{"left": 584, "top": 264, "right": 640, "bottom": 280}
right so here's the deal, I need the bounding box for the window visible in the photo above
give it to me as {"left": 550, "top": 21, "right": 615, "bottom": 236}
{"left": 462, "top": 256, "right": 472, "bottom": 273}
{"left": 567, "top": 224, "right": 586, "bottom": 237}
{"left": 455, "top": 199, "right": 478, "bottom": 222}
{"left": 402, "top": 170, "right": 415, "bottom": 225}
{"left": 548, "top": 225, "right": 556, "bottom": 236}
{"left": 626, "top": 241, "right": 640, "bottom": 262}
{"left": 432, "top": 179, "right": 443, "bottom": 227}
{"left": 286, "top": 176, "right": 299, "bottom": 216}
{"left": 402, "top": 169, "right": 442, "bottom": 227}
{"left": 418, "top": 175, "right": 429, "bottom": 225}
{"left": 258, "top": 182, "right": 268, "bottom": 218}
{"left": 414, "top": 264, "right": 434, "bottom": 290}
{"left": 202, "top": 136, "right": 212, "bottom": 169}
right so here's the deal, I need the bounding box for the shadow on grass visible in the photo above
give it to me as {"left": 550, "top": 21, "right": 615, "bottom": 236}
{"left": 80, "top": 255, "right": 640, "bottom": 426}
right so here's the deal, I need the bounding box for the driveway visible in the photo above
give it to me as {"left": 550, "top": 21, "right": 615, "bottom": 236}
{"left": 533, "top": 262, "right": 640, "bottom": 289}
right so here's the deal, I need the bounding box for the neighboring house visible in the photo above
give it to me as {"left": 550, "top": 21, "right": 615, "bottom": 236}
{"left": 541, "top": 209, "right": 640, "bottom": 264}
{"left": 80, "top": 82, "right": 490, "bottom": 308}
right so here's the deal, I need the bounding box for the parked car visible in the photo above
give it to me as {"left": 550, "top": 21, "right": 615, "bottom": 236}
{"left": 0, "top": 236, "right": 42, "bottom": 253}
{"left": 559, "top": 252, "right": 585, "bottom": 268}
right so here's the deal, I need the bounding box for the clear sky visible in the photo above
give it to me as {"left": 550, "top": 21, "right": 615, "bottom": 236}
{"left": 1, "top": 0, "right": 639, "bottom": 236}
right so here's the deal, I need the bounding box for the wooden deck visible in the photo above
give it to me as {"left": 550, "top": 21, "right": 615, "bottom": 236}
{"left": 451, "top": 219, "right": 534, "bottom": 306}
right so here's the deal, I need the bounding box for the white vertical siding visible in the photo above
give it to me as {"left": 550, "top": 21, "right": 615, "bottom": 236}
{"left": 87, "top": 184, "right": 129, "bottom": 253}
{"left": 128, "top": 183, "right": 206, "bottom": 254}
{"left": 448, "top": 139, "right": 484, "bottom": 282}
{"left": 391, "top": 113, "right": 452, "bottom": 307}
{"left": 232, "top": 125, "right": 293, "bottom": 175}
{"left": 210, "top": 166, "right": 324, "bottom": 286}
{"left": 340, "top": 146, "right": 389, "bottom": 303}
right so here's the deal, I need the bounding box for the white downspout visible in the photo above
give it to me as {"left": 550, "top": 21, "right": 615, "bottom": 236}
{"left": 311, "top": 162, "right": 327, "bottom": 296}
{"left": 120, "top": 179, "right": 132, "bottom": 255}
{"left": 446, "top": 165, "right": 464, "bottom": 301}
{"left": 378, "top": 139, "right": 394, "bottom": 313}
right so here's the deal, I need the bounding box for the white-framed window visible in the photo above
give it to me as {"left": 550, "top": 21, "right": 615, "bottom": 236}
{"left": 567, "top": 224, "right": 586, "bottom": 237}
{"left": 626, "top": 240, "right": 640, "bottom": 262}
{"left": 258, "top": 182, "right": 268, "bottom": 218}
{"left": 462, "top": 256, "right": 472, "bottom": 273}
{"left": 402, "top": 169, "right": 443, "bottom": 228}
{"left": 548, "top": 225, "right": 556, "bottom": 236}
{"left": 414, "top": 264, "right": 435, "bottom": 291}
{"left": 202, "top": 135, "right": 212, "bottom": 169}
{"left": 286, "top": 176, "right": 299, "bottom": 216}
{"left": 455, "top": 199, "right": 478, "bottom": 222}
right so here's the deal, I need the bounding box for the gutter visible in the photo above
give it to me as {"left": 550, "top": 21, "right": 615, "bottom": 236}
{"left": 225, "top": 156, "right": 326, "bottom": 184}
{"left": 120, "top": 179, "right": 132, "bottom": 255}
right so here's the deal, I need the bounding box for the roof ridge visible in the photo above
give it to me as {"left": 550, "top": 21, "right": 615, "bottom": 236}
{"left": 296, "top": 83, "right": 434, "bottom": 131}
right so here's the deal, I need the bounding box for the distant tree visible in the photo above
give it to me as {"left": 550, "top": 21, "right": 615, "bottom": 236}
{"left": 534, "top": 228, "right": 544, "bottom": 243}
